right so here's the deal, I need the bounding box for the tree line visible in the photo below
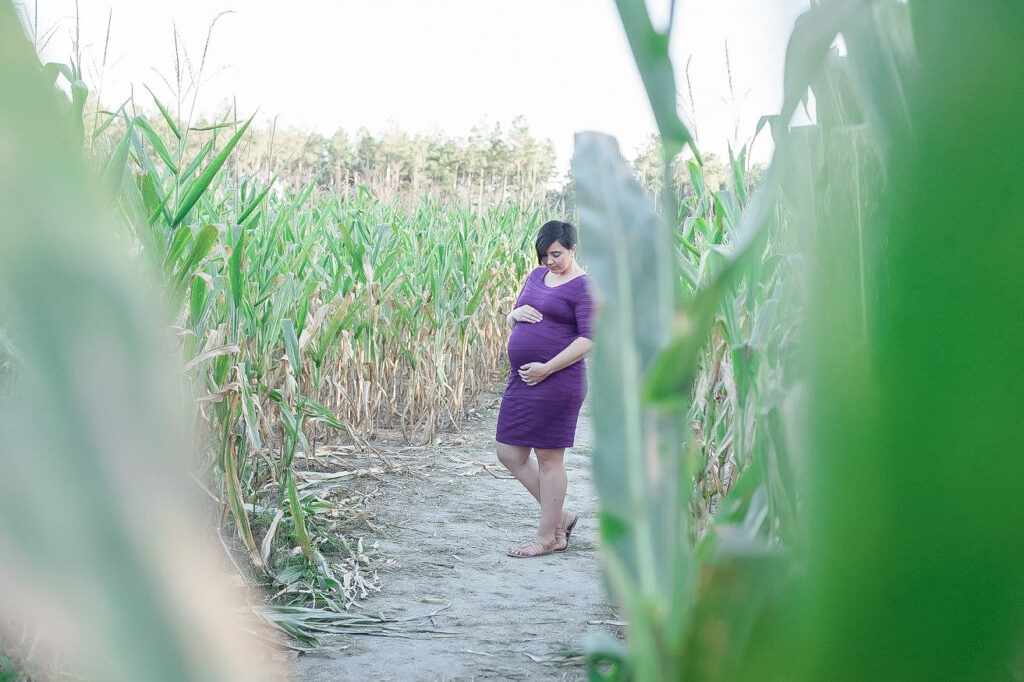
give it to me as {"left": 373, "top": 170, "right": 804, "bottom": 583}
{"left": 96, "top": 99, "right": 764, "bottom": 211}
{"left": 116, "top": 109, "right": 561, "bottom": 207}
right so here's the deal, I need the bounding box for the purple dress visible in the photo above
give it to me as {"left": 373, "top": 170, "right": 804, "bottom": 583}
{"left": 496, "top": 267, "right": 595, "bottom": 449}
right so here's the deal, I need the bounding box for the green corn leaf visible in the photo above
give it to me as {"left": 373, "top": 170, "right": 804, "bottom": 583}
{"left": 144, "top": 84, "right": 181, "bottom": 140}
{"left": 173, "top": 224, "right": 219, "bottom": 282}
{"left": 134, "top": 172, "right": 168, "bottom": 258}
{"left": 68, "top": 77, "right": 87, "bottom": 144}
{"left": 730, "top": 145, "right": 748, "bottom": 205}
{"left": 643, "top": 275, "right": 729, "bottom": 407}
{"left": 780, "top": 0, "right": 866, "bottom": 127}
{"left": 612, "top": 0, "right": 699, "bottom": 162}
{"left": 189, "top": 120, "right": 242, "bottom": 132}
{"left": 170, "top": 115, "right": 252, "bottom": 228}
{"left": 301, "top": 397, "right": 343, "bottom": 430}
{"left": 237, "top": 176, "right": 276, "bottom": 224}
{"left": 582, "top": 632, "right": 631, "bottom": 680}
{"left": 572, "top": 129, "right": 684, "bottom": 614}
{"left": 463, "top": 276, "right": 489, "bottom": 317}
{"left": 90, "top": 97, "right": 129, "bottom": 142}
{"left": 223, "top": 416, "right": 264, "bottom": 571}
{"left": 179, "top": 139, "right": 213, "bottom": 181}
{"left": 137, "top": 167, "right": 164, "bottom": 220}
{"left": 689, "top": 160, "right": 707, "bottom": 197}
{"left": 228, "top": 225, "right": 245, "bottom": 314}
{"left": 102, "top": 114, "right": 135, "bottom": 200}
{"left": 169, "top": 224, "right": 219, "bottom": 310}
{"left": 282, "top": 319, "right": 301, "bottom": 375}
{"left": 296, "top": 292, "right": 311, "bottom": 335}
{"left": 188, "top": 273, "right": 208, "bottom": 328}
{"left": 164, "top": 221, "right": 193, "bottom": 270}
{"left": 276, "top": 401, "right": 311, "bottom": 472}
{"left": 134, "top": 116, "right": 179, "bottom": 175}
{"left": 242, "top": 209, "right": 263, "bottom": 227}
{"left": 147, "top": 194, "right": 175, "bottom": 228}
{"left": 213, "top": 353, "right": 231, "bottom": 386}
{"left": 287, "top": 472, "right": 312, "bottom": 562}
{"left": 41, "top": 60, "right": 65, "bottom": 86}
{"left": 236, "top": 363, "right": 262, "bottom": 450}
{"left": 312, "top": 300, "right": 355, "bottom": 363}
{"left": 749, "top": 294, "right": 779, "bottom": 352}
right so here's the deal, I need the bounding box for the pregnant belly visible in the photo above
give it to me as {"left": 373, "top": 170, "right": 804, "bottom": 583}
{"left": 507, "top": 321, "right": 565, "bottom": 368}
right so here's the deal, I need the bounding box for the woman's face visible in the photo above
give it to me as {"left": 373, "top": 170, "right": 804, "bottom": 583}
{"left": 542, "top": 240, "right": 574, "bottom": 275}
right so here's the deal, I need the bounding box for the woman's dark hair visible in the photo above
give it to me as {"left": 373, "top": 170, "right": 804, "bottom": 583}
{"left": 535, "top": 220, "right": 577, "bottom": 264}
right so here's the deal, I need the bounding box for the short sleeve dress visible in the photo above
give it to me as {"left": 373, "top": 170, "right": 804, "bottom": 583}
{"left": 495, "top": 266, "right": 595, "bottom": 449}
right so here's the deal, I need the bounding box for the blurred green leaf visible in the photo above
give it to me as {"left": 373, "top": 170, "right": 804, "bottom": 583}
{"left": 613, "top": 0, "right": 699, "bottom": 162}
{"left": 573, "top": 129, "right": 692, "bottom": 679}
{"left": 643, "top": 276, "right": 729, "bottom": 407}
{"left": 101, "top": 113, "right": 134, "bottom": 199}
{"left": 0, "top": 7, "right": 262, "bottom": 677}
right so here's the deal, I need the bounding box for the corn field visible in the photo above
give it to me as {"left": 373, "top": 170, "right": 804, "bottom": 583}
{"left": 1, "top": 1, "right": 549, "bottom": 664}
{"left": 576, "top": 0, "right": 1024, "bottom": 680}
{"left": 4, "top": 0, "right": 1024, "bottom": 680}
{"left": 116, "top": 103, "right": 545, "bottom": 603}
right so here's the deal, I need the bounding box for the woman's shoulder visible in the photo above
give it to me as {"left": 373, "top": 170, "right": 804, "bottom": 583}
{"left": 571, "top": 272, "right": 595, "bottom": 300}
{"left": 556, "top": 272, "right": 593, "bottom": 299}
{"left": 568, "top": 270, "right": 592, "bottom": 286}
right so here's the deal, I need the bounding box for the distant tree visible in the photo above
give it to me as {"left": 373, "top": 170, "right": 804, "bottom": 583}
{"left": 633, "top": 135, "right": 664, "bottom": 197}
{"left": 631, "top": 138, "right": 736, "bottom": 206}
{"left": 118, "top": 103, "right": 560, "bottom": 206}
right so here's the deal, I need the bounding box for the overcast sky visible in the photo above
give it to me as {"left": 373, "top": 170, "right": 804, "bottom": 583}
{"left": 20, "top": 0, "right": 809, "bottom": 177}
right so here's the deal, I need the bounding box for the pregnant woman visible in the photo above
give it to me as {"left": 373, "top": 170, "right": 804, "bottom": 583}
{"left": 497, "top": 220, "right": 595, "bottom": 558}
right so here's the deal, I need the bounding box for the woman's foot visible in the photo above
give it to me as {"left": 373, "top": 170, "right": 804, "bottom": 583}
{"left": 554, "top": 510, "right": 578, "bottom": 553}
{"left": 507, "top": 536, "right": 558, "bottom": 558}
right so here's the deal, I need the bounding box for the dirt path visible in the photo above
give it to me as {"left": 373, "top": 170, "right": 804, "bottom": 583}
{"left": 292, "top": 386, "right": 621, "bottom": 680}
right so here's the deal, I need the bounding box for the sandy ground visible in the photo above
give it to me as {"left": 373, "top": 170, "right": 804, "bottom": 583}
{"left": 290, "top": 386, "right": 622, "bottom": 681}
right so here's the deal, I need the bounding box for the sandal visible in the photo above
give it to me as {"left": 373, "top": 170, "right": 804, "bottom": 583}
{"left": 554, "top": 513, "right": 578, "bottom": 553}
{"left": 507, "top": 537, "right": 557, "bottom": 558}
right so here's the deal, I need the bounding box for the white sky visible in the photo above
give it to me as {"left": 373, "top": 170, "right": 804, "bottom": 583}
{"left": 20, "top": 0, "right": 809, "bottom": 177}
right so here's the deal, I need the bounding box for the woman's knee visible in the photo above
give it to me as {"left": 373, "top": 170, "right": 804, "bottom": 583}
{"left": 535, "top": 447, "right": 565, "bottom": 472}
{"left": 496, "top": 442, "right": 529, "bottom": 469}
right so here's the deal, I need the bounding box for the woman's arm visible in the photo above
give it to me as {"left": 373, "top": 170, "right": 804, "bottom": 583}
{"left": 518, "top": 336, "right": 594, "bottom": 386}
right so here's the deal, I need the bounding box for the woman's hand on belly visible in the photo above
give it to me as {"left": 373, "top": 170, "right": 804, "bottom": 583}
{"left": 510, "top": 305, "right": 543, "bottom": 324}
{"left": 518, "top": 361, "right": 552, "bottom": 386}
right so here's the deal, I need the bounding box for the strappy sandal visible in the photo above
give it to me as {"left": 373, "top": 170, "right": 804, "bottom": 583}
{"left": 554, "top": 513, "right": 578, "bottom": 553}
{"left": 507, "top": 538, "right": 558, "bottom": 558}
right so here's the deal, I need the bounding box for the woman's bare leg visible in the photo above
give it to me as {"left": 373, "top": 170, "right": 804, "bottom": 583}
{"left": 496, "top": 441, "right": 540, "bottom": 501}
{"left": 533, "top": 447, "right": 566, "bottom": 543}
{"left": 497, "top": 442, "right": 575, "bottom": 556}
